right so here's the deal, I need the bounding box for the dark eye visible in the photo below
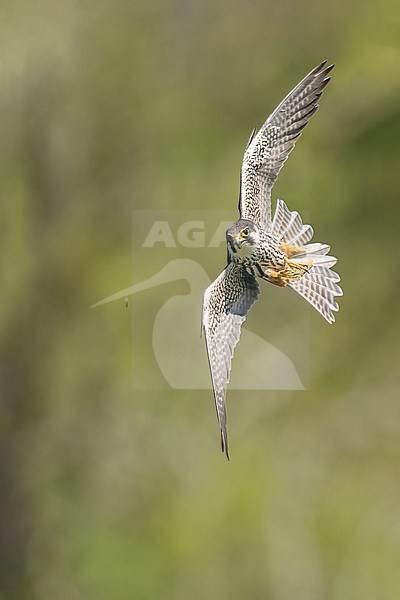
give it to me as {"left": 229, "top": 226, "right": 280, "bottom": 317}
{"left": 242, "top": 228, "right": 249, "bottom": 236}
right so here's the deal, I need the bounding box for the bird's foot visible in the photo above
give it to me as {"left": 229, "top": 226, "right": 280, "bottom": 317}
{"left": 284, "top": 258, "right": 313, "bottom": 280}
{"left": 263, "top": 259, "right": 313, "bottom": 286}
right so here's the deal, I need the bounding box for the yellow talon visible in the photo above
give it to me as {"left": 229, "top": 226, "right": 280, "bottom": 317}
{"left": 264, "top": 258, "right": 313, "bottom": 287}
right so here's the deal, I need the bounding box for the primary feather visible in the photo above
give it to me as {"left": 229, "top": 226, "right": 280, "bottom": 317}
{"left": 239, "top": 60, "right": 334, "bottom": 231}
{"left": 202, "top": 263, "right": 260, "bottom": 459}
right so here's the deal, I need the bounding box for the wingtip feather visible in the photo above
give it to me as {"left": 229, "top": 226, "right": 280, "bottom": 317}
{"left": 312, "top": 59, "right": 328, "bottom": 74}
{"left": 221, "top": 430, "right": 230, "bottom": 461}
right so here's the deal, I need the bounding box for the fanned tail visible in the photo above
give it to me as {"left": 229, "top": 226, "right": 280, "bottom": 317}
{"left": 271, "top": 198, "right": 343, "bottom": 323}
{"left": 288, "top": 266, "right": 342, "bottom": 324}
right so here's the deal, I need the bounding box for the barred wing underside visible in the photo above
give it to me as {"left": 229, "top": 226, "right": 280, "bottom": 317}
{"left": 239, "top": 60, "right": 333, "bottom": 231}
{"left": 202, "top": 263, "right": 260, "bottom": 459}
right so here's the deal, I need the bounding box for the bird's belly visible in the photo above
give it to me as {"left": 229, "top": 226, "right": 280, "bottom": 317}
{"left": 230, "top": 242, "right": 285, "bottom": 272}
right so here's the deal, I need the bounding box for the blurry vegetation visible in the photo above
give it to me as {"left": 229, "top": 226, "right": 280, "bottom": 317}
{"left": 1, "top": 1, "right": 400, "bottom": 599}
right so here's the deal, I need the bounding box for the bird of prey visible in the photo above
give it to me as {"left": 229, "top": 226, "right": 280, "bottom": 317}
{"left": 202, "top": 61, "right": 342, "bottom": 460}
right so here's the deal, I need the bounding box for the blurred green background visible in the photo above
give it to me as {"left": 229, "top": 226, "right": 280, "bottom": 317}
{"left": 1, "top": 1, "right": 400, "bottom": 598}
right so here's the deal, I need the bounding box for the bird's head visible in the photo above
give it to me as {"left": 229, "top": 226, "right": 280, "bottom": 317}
{"left": 226, "top": 219, "right": 259, "bottom": 258}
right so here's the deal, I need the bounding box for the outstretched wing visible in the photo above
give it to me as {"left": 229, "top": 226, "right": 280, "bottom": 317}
{"left": 202, "top": 263, "right": 260, "bottom": 459}
{"left": 239, "top": 60, "right": 334, "bottom": 231}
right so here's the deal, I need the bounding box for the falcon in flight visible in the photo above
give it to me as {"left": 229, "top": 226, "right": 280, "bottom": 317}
{"left": 202, "top": 61, "right": 342, "bottom": 460}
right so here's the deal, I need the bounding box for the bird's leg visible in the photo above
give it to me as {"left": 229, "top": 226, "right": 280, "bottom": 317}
{"left": 277, "top": 243, "right": 313, "bottom": 280}
{"left": 260, "top": 240, "right": 314, "bottom": 286}
{"left": 262, "top": 258, "right": 313, "bottom": 286}
{"left": 278, "top": 242, "right": 306, "bottom": 258}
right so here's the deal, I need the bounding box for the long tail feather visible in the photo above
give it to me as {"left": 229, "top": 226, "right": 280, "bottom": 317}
{"left": 272, "top": 198, "right": 342, "bottom": 323}
{"left": 289, "top": 276, "right": 340, "bottom": 323}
